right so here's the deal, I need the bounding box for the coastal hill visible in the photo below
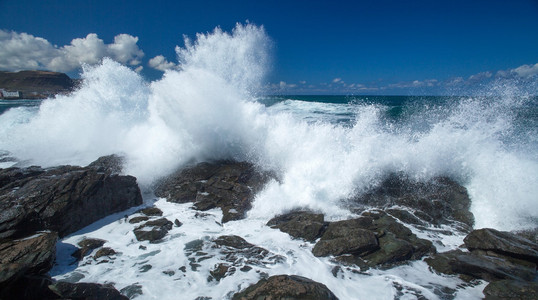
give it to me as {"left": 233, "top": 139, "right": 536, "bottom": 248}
{"left": 0, "top": 70, "right": 76, "bottom": 99}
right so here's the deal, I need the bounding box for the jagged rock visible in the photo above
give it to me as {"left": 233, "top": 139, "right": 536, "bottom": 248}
{"left": 0, "top": 231, "right": 57, "bottom": 287}
{"left": 312, "top": 219, "right": 378, "bottom": 257}
{"left": 353, "top": 174, "right": 474, "bottom": 229}
{"left": 313, "top": 211, "right": 434, "bottom": 268}
{"left": 451, "top": 252, "right": 536, "bottom": 282}
{"left": 120, "top": 283, "right": 143, "bottom": 299}
{"left": 267, "top": 211, "right": 327, "bottom": 242}
{"left": 209, "top": 263, "right": 235, "bottom": 281}
{"left": 138, "top": 207, "right": 163, "bottom": 217}
{"left": 464, "top": 228, "right": 538, "bottom": 264}
{"left": 133, "top": 218, "right": 173, "bottom": 242}
{"left": 425, "top": 249, "right": 537, "bottom": 282}
{"left": 154, "top": 161, "right": 273, "bottom": 223}
{"left": 87, "top": 154, "right": 125, "bottom": 175}
{"left": 129, "top": 216, "right": 149, "bottom": 224}
{"left": 483, "top": 280, "right": 538, "bottom": 300}
{"left": 0, "top": 274, "right": 58, "bottom": 299}
{"left": 0, "top": 156, "right": 143, "bottom": 239}
{"left": 232, "top": 275, "right": 339, "bottom": 300}
{"left": 50, "top": 281, "right": 128, "bottom": 300}
{"left": 94, "top": 247, "right": 116, "bottom": 259}
{"left": 71, "top": 238, "right": 106, "bottom": 261}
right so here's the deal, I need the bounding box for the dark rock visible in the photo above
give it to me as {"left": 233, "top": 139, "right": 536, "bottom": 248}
{"left": 138, "top": 207, "right": 163, "bottom": 217}
{"left": 120, "top": 283, "right": 143, "bottom": 299}
{"left": 50, "top": 281, "right": 128, "bottom": 300}
{"left": 267, "top": 210, "right": 327, "bottom": 242}
{"left": 133, "top": 218, "right": 173, "bottom": 242}
{"left": 451, "top": 252, "right": 536, "bottom": 282}
{"left": 129, "top": 216, "right": 149, "bottom": 224}
{"left": 0, "top": 156, "right": 143, "bottom": 239}
{"left": 232, "top": 275, "right": 339, "bottom": 300}
{"left": 464, "top": 228, "right": 538, "bottom": 264}
{"left": 0, "top": 231, "right": 57, "bottom": 287}
{"left": 94, "top": 247, "right": 116, "bottom": 259}
{"left": 313, "top": 211, "right": 434, "bottom": 268}
{"left": 87, "top": 154, "right": 125, "bottom": 175}
{"left": 312, "top": 219, "right": 378, "bottom": 257}
{"left": 353, "top": 174, "right": 474, "bottom": 229}
{"left": 139, "top": 264, "right": 152, "bottom": 272}
{"left": 425, "top": 249, "right": 537, "bottom": 282}
{"left": 174, "top": 219, "right": 182, "bottom": 227}
{"left": 163, "top": 270, "right": 175, "bottom": 276}
{"left": 210, "top": 263, "right": 235, "bottom": 281}
{"left": 72, "top": 238, "right": 107, "bottom": 261}
{"left": 154, "top": 161, "right": 273, "bottom": 223}
{"left": 0, "top": 274, "right": 58, "bottom": 299}
{"left": 483, "top": 280, "right": 538, "bottom": 300}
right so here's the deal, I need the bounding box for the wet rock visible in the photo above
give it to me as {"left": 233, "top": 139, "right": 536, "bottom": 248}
{"left": 452, "top": 252, "right": 536, "bottom": 282}
{"left": 0, "top": 156, "right": 143, "bottom": 239}
{"left": 353, "top": 174, "right": 474, "bottom": 229}
{"left": 209, "top": 263, "right": 235, "bottom": 281}
{"left": 87, "top": 154, "right": 125, "bottom": 175}
{"left": 133, "top": 218, "right": 173, "bottom": 242}
{"left": 0, "top": 274, "right": 58, "bottom": 299}
{"left": 267, "top": 210, "right": 328, "bottom": 242}
{"left": 50, "top": 281, "right": 128, "bottom": 300}
{"left": 483, "top": 279, "right": 538, "bottom": 300}
{"left": 464, "top": 228, "right": 538, "bottom": 264}
{"left": 71, "top": 238, "right": 106, "bottom": 260}
{"left": 129, "top": 216, "right": 149, "bottom": 224}
{"left": 312, "top": 219, "right": 378, "bottom": 257}
{"left": 0, "top": 231, "right": 57, "bottom": 288}
{"left": 232, "top": 275, "right": 339, "bottom": 300}
{"left": 313, "top": 211, "right": 434, "bottom": 268}
{"left": 212, "top": 235, "right": 285, "bottom": 267}
{"left": 94, "top": 247, "right": 116, "bottom": 259}
{"left": 174, "top": 219, "right": 182, "bottom": 227}
{"left": 120, "top": 283, "right": 143, "bottom": 299}
{"left": 138, "top": 207, "right": 163, "bottom": 217}
{"left": 154, "top": 161, "right": 274, "bottom": 223}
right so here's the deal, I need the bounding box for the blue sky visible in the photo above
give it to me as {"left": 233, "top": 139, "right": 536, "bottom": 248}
{"left": 1, "top": 0, "right": 537, "bottom": 94}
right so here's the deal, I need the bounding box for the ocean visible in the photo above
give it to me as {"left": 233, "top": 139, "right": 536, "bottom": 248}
{"left": 0, "top": 24, "right": 536, "bottom": 299}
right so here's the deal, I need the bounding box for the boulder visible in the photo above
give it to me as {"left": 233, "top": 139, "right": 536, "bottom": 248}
{"left": 312, "top": 219, "right": 378, "bottom": 257}
{"left": 267, "top": 211, "right": 328, "bottom": 242}
{"left": 313, "top": 211, "right": 434, "bottom": 268}
{"left": 353, "top": 174, "right": 474, "bottom": 229}
{"left": 464, "top": 228, "right": 538, "bottom": 264}
{"left": 154, "top": 161, "right": 273, "bottom": 223}
{"left": 49, "top": 281, "right": 128, "bottom": 300}
{"left": 232, "top": 275, "right": 339, "bottom": 300}
{"left": 0, "top": 156, "right": 143, "bottom": 239}
{"left": 71, "top": 238, "right": 107, "bottom": 261}
{"left": 483, "top": 280, "right": 538, "bottom": 300}
{"left": 0, "top": 231, "right": 57, "bottom": 288}
{"left": 450, "top": 252, "right": 536, "bottom": 282}
{"left": 133, "top": 218, "right": 173, "bottom": 242}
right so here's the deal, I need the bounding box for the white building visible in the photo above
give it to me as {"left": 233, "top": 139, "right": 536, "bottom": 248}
{"left": 0, "top": 89, "right": 21, "bottom": 99}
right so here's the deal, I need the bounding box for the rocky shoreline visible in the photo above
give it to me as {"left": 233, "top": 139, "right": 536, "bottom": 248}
{"left": 1, "top": 157, "right": 536, "bottom": 299}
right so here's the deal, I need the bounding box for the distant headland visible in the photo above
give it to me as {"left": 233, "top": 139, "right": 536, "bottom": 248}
{"left": 0, "top": 70, "right": 77, "bottom": 99}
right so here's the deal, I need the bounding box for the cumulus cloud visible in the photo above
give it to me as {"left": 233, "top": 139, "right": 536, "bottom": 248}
{"left": 0, "top": 30, "right": 144, "bottom": 72}
{"left": 148, "top": 55, "right": 177, "bottom": 71}
{"left": 332, "top": 78, "right": 342, "bottom": 83}
{"left": 497, "top": 63, "right": 538, "bottom": 79}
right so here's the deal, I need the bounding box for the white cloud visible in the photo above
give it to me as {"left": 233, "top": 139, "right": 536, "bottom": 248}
{"left": 278, "top": 81, "right": 297, "bottom": 89}
{"left": 148, "top": 55, "right": 177, "bottom": 71}
{"left": 468, "top": 71, "right": 492, "bottom": 82}
{"left": 497, "top": 63, "right": 538, "bottom": 79}
{"left": 0, "top": 30, "right": 144, "bottom": 72}
{"left": 332, "top": 78, "right": 342, "bottom": 83}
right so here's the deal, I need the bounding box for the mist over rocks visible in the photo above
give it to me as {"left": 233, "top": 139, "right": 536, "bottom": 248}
{"left": 351, "top": 173, "right": 475, "bottom": 231}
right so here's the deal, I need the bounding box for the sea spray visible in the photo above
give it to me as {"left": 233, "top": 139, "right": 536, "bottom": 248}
{"left": 0, "top": 23, "right": 536, "bottom": 232}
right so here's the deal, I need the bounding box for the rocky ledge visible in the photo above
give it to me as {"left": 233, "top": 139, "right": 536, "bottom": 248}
{"left": 154, "top": 160, "right": 274, "bottom": 223}
{"left": 0, "top": 155, "right": 141, "bottom": 299}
